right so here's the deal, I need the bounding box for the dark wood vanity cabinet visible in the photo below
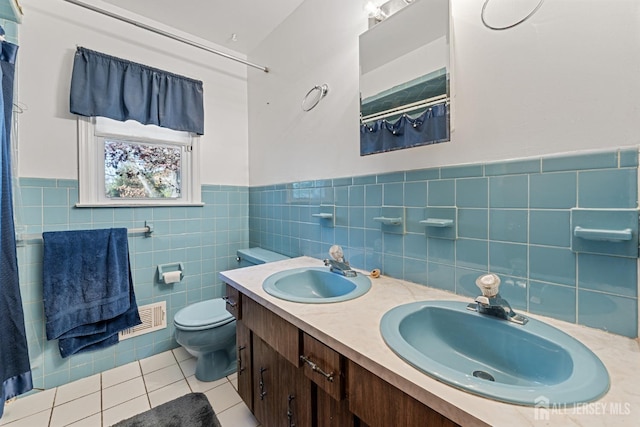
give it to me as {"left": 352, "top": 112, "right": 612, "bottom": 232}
{"left": 224, "top": 285, "right": 457, "bottom": 427}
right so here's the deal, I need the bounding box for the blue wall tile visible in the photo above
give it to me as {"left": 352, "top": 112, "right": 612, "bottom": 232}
{"left": 457, "top": 209, "right": 488, "bottom": 239}
{"left": 578, "top": 253, "right": 637, "bottom": 297}
{"left": 529, "top": 281, "right": 576, "bottom": 323}
{"left": 428, "top": 180, "right": 455, "bottom": 206}
{"left": 529, "top": 246, "right": 576, "bottom": 286}
{"left": 428, "top": 262, "right": 455, "bottom": 292}
{"left": 578, "top": 290, "right": 637, "bottom": 337}
{"left": 489, "top": 209, "right": 528, "bottom": 243}
{"left": 404, "top": 181, "right": 428, "bottom": 207}
{"left": 404, "top": 233, "right": 427, "bottom": 260}
{"left": 383, "top": 183, "right": 404, "bottom": 206}
{"left": 530, "top": 172, "right": 576, "bottom": 209}
{"left": 455, "top": 267, "right": 485, "bottom": 297}
{"left": 456, "top": 238, "right": 488, "bottom": 270}
{"left": 404, "top": 258, "right": 428, "bottom": 285}
{"left": 489, "top": 242, "right": 527, "bottom": 277}
{"left": 529, "top": 210, "right": 570, "bottom": 247}
{"left": 456, "top": 178, "right": 488, "bottom": 208}
{"left": 489, "top": 175, "right": 528, "bottom": 208}
{"left": 578, "top": 169, "right": 637, "bottom": 208}
{"left": 428, "top": 237, "right": 455, "bottom": 265}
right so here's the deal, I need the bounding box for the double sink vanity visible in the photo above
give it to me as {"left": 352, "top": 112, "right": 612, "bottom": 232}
{"left": 220, "top": 255, "right": 639, "bottom": 426}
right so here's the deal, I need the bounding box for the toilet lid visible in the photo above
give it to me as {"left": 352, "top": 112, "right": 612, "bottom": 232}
{"left": 174, "top": 299, "right": 234, "bottom": 331}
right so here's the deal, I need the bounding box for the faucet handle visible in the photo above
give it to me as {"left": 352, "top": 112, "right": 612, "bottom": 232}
{"left": 475, "top": 296, "right": 490, "bottom": 306}
{"left": 329, "top": 245, "right": 345, "bottom": 263}
{"left": 475, "top": 273, "right": 500, "bottom": 297}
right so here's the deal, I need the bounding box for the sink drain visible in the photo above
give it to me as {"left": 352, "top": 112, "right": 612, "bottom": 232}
{"left": 472, "top": 370, "right": 495, "bottom": 382}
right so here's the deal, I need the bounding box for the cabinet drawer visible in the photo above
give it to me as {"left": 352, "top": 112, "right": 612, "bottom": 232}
{"left": 224, "top": 284, "right": 241, "bottom": 319}
{"left": 301, "top": 333, "right": 344, "bottom": 400}
{"left": 242, "top": 294, "right": 300, "bottom": 365}
{"left": 348, "top": 361, "right": 459, "bottom": 427}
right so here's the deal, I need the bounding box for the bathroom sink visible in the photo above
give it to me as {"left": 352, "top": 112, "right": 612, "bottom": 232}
{"left": 262, "top": 267, "right": 371, "bottom": 303}
{"left": 380, "top": 300, "right": 610, "bottom": 406}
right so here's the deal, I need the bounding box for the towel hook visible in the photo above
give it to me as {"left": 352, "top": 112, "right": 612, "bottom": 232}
{"left": 301, "top": 84, "right": 329, "bottom": 112}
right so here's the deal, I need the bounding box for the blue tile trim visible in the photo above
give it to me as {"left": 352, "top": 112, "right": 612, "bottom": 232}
{"left": 542, "top": 151, "right": 618, "bottom": 172}
{"left": 485, "top": 159, "right": 541, "bottom": 176}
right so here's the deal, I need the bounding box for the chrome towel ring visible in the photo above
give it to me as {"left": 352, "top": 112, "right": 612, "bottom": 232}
{"left": 301, "top": 84, "right": 329, "bottom": 111}
{"left": 481, "top": 0, "right": 545, "bottom": 31}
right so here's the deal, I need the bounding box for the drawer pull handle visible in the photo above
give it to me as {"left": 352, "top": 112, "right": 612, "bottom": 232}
{"left": 259, "top": 367, "right": 268, "bottom": 400}
{"left": 222, "top": 296, "right": 237, "bottom": 308}
{"left": 300, "top": 355, "right": 334, "bottom": 382}
{"left": 237, "top": 345, "right": 246, "bottom": 374}
{"left": 287, "top": 394, "right": 296, "bottom": 427}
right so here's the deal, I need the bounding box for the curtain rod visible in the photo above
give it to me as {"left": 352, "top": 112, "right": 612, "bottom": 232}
{"left": 361, "top": 94, "right": 448, "bottom": 123}
{"left": 63, "top": 0, "right": 269, "bottom": 73}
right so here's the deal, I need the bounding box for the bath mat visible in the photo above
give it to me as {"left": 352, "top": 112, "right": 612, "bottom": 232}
{"left": 112, "top": 392, "right": 221, "bottom": 427}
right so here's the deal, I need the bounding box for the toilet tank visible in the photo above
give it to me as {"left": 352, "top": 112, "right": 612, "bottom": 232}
{"left": 236, "top": 247, "right": 289, "bottom": 268}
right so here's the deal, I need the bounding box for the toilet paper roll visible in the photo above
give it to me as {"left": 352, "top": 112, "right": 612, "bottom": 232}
{"left": 163, "top": 271, "right": 182, "bottom": 284}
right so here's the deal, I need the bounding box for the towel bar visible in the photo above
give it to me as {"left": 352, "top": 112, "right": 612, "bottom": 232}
{"left": 17, "top": 221, "right": 154, "bottom": 242}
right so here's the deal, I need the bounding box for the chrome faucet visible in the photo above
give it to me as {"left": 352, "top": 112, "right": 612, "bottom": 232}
{"left": 323, "top": 245, "right": 357, "bottom": 277}
{"left": 467, "top": 274, "right": 528, "bottom": 325}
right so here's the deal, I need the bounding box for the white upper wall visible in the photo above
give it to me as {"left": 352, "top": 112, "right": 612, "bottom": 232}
{"left": 17, "top": 0, "right": 250, "bottom": 185}
{"left": 247, "top": 0, "right": 640, "bottom": 186}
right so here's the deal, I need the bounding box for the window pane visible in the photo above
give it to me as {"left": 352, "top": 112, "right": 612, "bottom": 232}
{"left": 104, "top": 139, "right": 182, "bottom": 199}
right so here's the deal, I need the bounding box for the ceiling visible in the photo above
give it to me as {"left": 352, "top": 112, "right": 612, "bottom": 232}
{"left": 101, "top": 0, "right": 306, "bottom": 55}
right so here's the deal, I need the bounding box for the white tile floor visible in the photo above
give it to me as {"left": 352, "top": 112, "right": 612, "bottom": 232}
{"left": 0, "top": 348, "right": 260, "bottom": 427}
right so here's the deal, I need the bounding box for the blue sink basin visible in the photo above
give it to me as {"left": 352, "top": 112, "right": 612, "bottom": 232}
{"left": 380, "top": 301, "right": 610, "bottom": 406}
{"left": 263, "top": 267, "right": 371, "bottom": 303}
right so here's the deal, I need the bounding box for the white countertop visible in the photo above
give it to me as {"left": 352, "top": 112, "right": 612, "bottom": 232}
{"left": 220, "top": 256, "right": 640, "bottom": 427}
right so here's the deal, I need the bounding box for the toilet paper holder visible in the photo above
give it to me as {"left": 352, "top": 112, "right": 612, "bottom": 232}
{"left": 157, "top": 263, "right": 185, "bottom": 284}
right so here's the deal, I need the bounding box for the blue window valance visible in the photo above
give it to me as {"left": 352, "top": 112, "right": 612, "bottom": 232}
{"left": 70, "top": 47, "right": 204, "bottom": 135}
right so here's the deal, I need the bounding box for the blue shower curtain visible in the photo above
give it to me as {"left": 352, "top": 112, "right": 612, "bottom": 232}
{"left": 0, "top": 30, "right": 32, "bottom": 418}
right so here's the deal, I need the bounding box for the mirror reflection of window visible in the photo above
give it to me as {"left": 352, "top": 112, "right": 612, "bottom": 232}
{"left": 359, "top": 0, "right": 450, "bottom": 156}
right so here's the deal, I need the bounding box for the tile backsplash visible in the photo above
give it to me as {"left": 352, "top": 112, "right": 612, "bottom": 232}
{"left": 249, "top": 148, "right": 639, "bottom": 338}
{"left": 16, "top": 180, "right": 248, "bottom": 389}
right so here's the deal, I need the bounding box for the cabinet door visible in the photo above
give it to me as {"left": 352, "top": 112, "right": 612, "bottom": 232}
{"left": 236, "top": 320, "right": 252, "bottom": 409}
{"left": 316, "top": 386, "right": 355, "bottom": 427}
{"left": 278, "top": 351, "right": 312, "bottom": 427}
{"left": 252, "top": 335, "right": 281, "bottom": 427}
{"left": 348, "top": 361, "right": 459, "bottom": 427}
{"left": 252, "top": 335, "right": 312, "bottom": 427}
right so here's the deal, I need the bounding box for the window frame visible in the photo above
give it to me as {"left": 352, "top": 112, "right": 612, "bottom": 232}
{"left": 77, "top": 116, "right": 203, "bottom": 207}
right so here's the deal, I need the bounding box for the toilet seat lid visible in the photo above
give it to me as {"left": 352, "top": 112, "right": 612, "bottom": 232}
{"left": 174, "top": 299, "right": 234, "bottom": 330}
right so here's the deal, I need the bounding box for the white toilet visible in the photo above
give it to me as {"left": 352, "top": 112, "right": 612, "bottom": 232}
{"left": 174, "top": 248, "right": 289, "bottom": 382}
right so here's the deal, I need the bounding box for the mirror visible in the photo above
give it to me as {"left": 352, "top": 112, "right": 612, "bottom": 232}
{"left": 359, "top": 0, "right": 450, "bottom": 156}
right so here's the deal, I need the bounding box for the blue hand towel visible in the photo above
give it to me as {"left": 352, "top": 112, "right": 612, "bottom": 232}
{"left": 58, "top": 259, "right": 141, "bottom": 357}
{"left": 42, "top": 228, "right": 141, "bottom": 357}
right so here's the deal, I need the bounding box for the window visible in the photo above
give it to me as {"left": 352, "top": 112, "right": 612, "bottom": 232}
{"left": 77, "top": 117, "right": 202, "bottom": 206}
